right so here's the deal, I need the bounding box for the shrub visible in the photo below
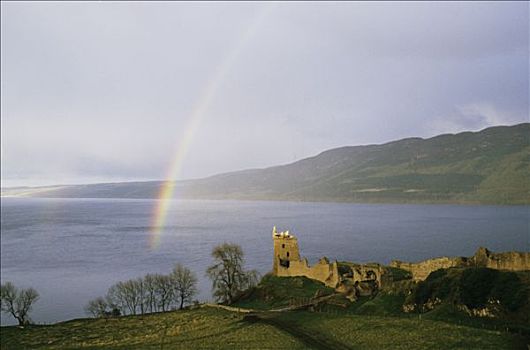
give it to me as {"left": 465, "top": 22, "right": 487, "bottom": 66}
{"left": 413, "top": 269, "right": 450, "bottom": 305}
{"left": 459, "top": 268, "right": 498, "bottom": 309}
{"left": 387, "top": 267, "right": 413, "bottom": 282}
{"left": 84, "top": 297, "right": 109, "bottom": 318}
{"left": 489, "top": 272, "right": 527, "bottom": 311}
{"left": 410, "top": 267, "right": 528, "bottom": 314}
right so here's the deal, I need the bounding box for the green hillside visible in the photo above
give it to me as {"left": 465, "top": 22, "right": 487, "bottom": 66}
{"left": 1, "top": 306, "right": 525, "bottom": 349}
{"left": 3, "top": 123, "right": 529, "bottom": 204}
{"left": 183, "top": 123, "right": 530, "bottom": 204}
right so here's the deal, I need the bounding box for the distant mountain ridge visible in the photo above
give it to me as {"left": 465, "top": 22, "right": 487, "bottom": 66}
{"left": 3, "top": 123, "right": 529, "bottom": 204}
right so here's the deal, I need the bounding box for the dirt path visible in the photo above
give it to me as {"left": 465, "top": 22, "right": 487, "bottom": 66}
{"left": 202, "top": 303, "right": 256, "bottom": 313}
{"left": 203, "top": 294, "right": 335, "bottom": 313}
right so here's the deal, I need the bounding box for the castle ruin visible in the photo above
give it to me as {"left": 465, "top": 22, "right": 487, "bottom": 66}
{"left": 271, "top": 227, "right": 530, "bottom": 299}
{"left": 272, "top": 227, "right": 383, "bottom": 298}
{"left": 272, "top": 226, "right": 340, "bottom": 288}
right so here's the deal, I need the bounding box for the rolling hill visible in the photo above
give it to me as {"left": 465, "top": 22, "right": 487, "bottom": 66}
{"left": 3, "top": 123, "right": 529, "bottom": 204}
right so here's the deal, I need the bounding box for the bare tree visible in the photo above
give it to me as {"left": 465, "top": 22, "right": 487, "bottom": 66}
{"left": 171, "top": 264, "right": 198, "bottom": 310}
{"left": 124, "top": 280, "right": 143, "bottom": 315}
{"left": 206, "top": 243, "right": 258, "bottom": 304}
{"left": 0, "top": 282, "right": 39, "bottom": 326}
{"left": 104, "top": 275, "right": 173, "bottom": 315}
{"left": 154, "top": 274, "right": 174, "bottom": 312}
{"left": 84, "top": 297, "right": 109, "bottom": 318}
{"left": 143, "top": 274, "right": 158, "bottom": 313}
{"left": 108, "top": 279, "right": 144, "bottom": 315}
{"left": 135, "top": 277, "right": 147, "bottom": 315}
{"left": 106, "top": 284, "right": 126, "bottom": 315}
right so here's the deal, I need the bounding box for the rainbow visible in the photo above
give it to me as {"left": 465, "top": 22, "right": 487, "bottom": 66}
{"left": 149, "top": 5, "right": 276, "bottom": 249}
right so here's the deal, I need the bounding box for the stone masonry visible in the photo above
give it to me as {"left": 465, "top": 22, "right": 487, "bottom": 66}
{"left": 391, "top": 247, "right": 530, "bottom": 281}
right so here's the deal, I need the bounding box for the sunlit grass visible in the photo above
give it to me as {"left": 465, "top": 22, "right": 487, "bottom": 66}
{"left": 277, "top": 311, "right": 525, "bottom": 350}
{"left": 1, "top": 307, "right": 525, "bottom": 350}
{"left": 0, "top": 308, "right": 306, "bottom": 350}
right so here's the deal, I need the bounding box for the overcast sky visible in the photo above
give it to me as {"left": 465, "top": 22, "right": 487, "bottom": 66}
{"left": 1, "top": 2, "right": 528, "bottom": 187}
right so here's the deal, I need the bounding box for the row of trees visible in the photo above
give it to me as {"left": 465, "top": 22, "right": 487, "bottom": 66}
{"left": 86, "top": 242, "right": 258, "bottom": 318}
{"left": 85, "top": 263, "right": 198, "bottom": 317}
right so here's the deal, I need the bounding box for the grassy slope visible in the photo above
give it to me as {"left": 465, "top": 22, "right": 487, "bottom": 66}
{"left": 236, "top": 271, "right": 530, "bottom": 347}
{"left": 3, "top": 273, "right": 529, "bottom": 349}
{"left": 277, "top": 311, "right": 524, "bottom": 350}
{"left": 182, "top": 123, "right": 530, "bottom": 204}
{"left": 233, "top": 275, "right": 334, "bottom": 310}
{"left": 1, "top": 307, "right": 525, "bottom": 350}
{"left": 0, "top": 308, "right": 306, "bottom": 350}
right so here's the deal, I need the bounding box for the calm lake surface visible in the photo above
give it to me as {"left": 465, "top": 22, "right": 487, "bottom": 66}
{"left": 1, "top": 197, "right": 528, "bottom": 325}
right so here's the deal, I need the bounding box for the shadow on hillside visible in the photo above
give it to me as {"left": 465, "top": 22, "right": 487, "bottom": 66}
{"left": 242, "top": 313, "right": 352, "bottom": 350}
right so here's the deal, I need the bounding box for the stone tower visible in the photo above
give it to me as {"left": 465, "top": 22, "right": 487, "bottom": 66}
{"left": 272, "top": 226, "right": 301, "bottom": 274}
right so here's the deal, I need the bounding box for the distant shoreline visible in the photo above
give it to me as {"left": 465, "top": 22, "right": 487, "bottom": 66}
{"left": 1, "top": 194, "right": 529, "bottom": 207}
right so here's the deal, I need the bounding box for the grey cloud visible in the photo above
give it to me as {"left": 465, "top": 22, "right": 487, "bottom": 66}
{"left": 1, "top": 2, "right": 528, "bottom": 187}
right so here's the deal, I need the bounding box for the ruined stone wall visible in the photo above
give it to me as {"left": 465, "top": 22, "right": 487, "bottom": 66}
{"left": 275, "top": 257, "right": 340, "bottom": 288}
{"left": 391, "top": 257, "right": 463, "bottom": 281}
{"left": 474, "top": 247, "right": 530, "bottom": 271}
{"left": 391, "top": 247, "right": 530, "bottom": 281}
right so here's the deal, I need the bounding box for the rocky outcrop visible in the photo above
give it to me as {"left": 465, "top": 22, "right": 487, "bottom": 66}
{"left": 391, "top": 247, "right": 530, "bottom": 281}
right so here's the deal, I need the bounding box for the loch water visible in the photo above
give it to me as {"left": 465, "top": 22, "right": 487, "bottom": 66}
{"left": 1, "top": 197, "right": 528, "bottom": 325}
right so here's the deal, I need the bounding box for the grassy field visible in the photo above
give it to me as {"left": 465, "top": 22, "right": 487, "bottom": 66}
{"left": 275, "top": 311, "right": 526, "bottom": 350}
{"left": 1, "top": 307, "right": 526, "bottom": 350}
{"left": 0, "top": 308, "right": 305, "bottom": 350}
